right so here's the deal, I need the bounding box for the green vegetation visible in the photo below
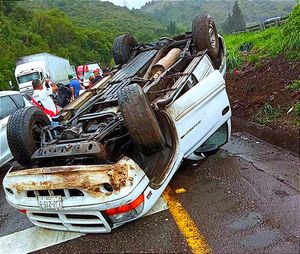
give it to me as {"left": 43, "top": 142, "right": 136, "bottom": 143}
{"left": 226, "top": 52, "right": 244, "bottom": 71}
{"left": 21, "top": 0, "right": 171, "bottom": 42}
{"left": 254, "top": 103, "right": 281, "bottom": 125}
{"left": 225, "top": 4, "right": 300, "bottom": 70}
{"left": 142, "top": 0, "right": 296, "bottom": 31}
{"left": 288, "top": 80, "right": 300, "bottom": 91}
{"left": 0, "top": 7, "right": 108, "bottom": 90}
{"left": 167, "top": 21, "right": 178, "bottom": 35}
{"left": 294, "top": 101, "right": 300, "bottom": 116}
{"left": 0, "top": 0, "right": 298, "bottom": 91}
{"left": 0, "top": 0, "right": 172, "bottom": 90}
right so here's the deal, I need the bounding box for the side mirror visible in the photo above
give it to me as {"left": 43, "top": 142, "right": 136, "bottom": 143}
{"left": 194, "top": 144, "right": 219, "bottom": 157}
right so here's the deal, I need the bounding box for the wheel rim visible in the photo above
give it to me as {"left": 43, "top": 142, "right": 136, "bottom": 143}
{"left": 32, "top": 121, "right": 43, "bottom": 147}
{"left": 209, "top": 21, "right": 217, "bottom": 49}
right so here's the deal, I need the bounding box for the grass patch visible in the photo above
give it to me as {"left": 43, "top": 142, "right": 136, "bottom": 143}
{"left": 254, "top": 103, "right": 281, "bottom": 125}
{"left": 227, "top": 51, "right": 243, "bottom": 70}
{"left": 247, "top": 54, "right": 261, "bottom": 65}
{"left": 294, "top": 101, "right": 300, "bottom": 116}
{"left": 224, "top": 4, "right": 300, "bottom": 70}
{"left": 290, "top": 117, "right": 300, "bottom": 127}
{"left": 288, "top": 80, "right": 300, "bottom": 91}
{"left": 289, "top": 101, "right": 300, "bottom": 127}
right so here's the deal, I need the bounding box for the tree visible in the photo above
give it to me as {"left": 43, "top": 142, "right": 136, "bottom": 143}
{"left": 222, "top": 1, "right": 246, "bottom": 34}
{"left": 0, "top": 0, "right": 170, "bottom": 90}
{"left": 222, "top": 13, "right": 233, "bottom": 34}
{"left": 0, "top": 0, "right": 15, "bottom": 15}
{"left": 167, "top": 21, "right": 177, "bottom": 35}
{"left": 232, "top": 1, "right": 246, "bottom": 32}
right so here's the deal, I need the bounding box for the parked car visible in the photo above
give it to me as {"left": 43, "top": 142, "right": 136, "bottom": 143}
{"left": 0, "top": 91, "right": 31, "bottom": 167}
{"left": 3, "top": 14, "right": 231, "bottom": 233}
{"left": 264, "top": 16, "right": 281, "bottom": 24}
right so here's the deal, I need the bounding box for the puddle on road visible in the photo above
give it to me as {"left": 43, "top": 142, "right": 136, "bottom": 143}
{"left": 240, "top": 229, "right": 280, "bottom": 250}
{"left": 228, "top": 212, "right": 263, "bottom": 230}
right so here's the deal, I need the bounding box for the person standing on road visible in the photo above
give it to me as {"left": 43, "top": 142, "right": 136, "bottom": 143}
{"left": 68, "top": 74, "right": 82, "bottom": 100}
{"left": 56, "top": 83, "right": 72, "bottom": 108}
{"left": 31, "top": 79, "right": 58, "bottom": 117}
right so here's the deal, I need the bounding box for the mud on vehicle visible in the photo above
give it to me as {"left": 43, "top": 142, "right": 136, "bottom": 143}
{"left": 3, "top": 14, "right": 231, "bottom": 233}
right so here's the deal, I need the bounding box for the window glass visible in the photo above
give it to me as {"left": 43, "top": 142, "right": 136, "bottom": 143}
{"left": 83, "top": 70, "right": 94, "bottom": 80}
{"left": 87, "top": 63, "right": 101, "bottom": 71}
{"left": 17, "top": 72, "right": 41, "bottom": 84}
{"left": 201, "top": 122, "right": 228, "bottom": 147}
{"left": 0, "top": 96, "right": 18, "bottom": 120}
{"left": 10, "top": 94, "right": 25, "bottom": 108}
{"left": 83, "top": 63, "right": 102, "bottom": 80}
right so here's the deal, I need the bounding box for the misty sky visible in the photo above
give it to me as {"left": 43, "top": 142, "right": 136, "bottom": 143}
{"left": 100, "top": 0, "right": 150, "bottom": 9}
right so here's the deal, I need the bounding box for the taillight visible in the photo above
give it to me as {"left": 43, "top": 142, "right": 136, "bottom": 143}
{"left": 19, "top": 210, "right": 27, "bottom": 213}
{"left": 105, "top": 194, "right": 144, "bottom": 216}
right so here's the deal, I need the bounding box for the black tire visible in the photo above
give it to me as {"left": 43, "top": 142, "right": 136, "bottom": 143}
{"left": 192, "top": 14, "right": 219, "bottom": 59}
{"left": 117, "top": 84, "right": 165, "bottom": 156}
{"left": 112, "top": 34, "right": 138, "bottom": 65}
{"left": 7, "top": 106, "right": 51, "bottom": 167}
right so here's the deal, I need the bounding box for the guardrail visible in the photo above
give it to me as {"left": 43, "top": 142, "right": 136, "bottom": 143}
{"left": 234, "top": 16, "right": 288, "bottom": 34}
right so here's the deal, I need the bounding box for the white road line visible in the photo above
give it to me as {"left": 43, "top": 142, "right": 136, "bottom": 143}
{"left": 0, "top": 197, "right": 168, "bottom": 254}
{"left": 0, "top": 227, "right": 83, "bottom": 254}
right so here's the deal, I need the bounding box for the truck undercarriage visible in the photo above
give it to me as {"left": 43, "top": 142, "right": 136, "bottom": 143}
{"left": 3, "top": 14, "right": 231, "bottom": 233}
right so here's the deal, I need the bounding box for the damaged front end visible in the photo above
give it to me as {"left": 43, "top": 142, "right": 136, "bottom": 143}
{"left": 3, "top": 14, "right": 230, "bottom": 234}
{"left": 3, "top": 157, "right": 149, "bottom": 233}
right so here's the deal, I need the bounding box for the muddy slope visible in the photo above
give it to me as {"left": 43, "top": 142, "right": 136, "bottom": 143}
{"left": 226, "top": 56, "right": 300, "bottom": 153}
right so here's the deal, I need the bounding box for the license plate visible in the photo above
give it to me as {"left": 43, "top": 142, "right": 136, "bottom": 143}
{"left": 37, "top": 196, "right": 63, "bottom": 211}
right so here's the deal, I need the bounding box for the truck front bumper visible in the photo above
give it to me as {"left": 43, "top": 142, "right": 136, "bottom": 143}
{"left": 3, "top": 157, "right": 149, "bottom": 233}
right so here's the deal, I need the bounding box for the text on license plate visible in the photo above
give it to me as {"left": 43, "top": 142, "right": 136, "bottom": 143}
{"left": 38, "top": 196, "right": 63, "bottom": 211}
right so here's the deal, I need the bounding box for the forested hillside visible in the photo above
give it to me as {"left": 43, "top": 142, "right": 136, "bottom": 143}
{"left": 142, "top": 0, "right": 296, "bottom": 30}
{"left": 21, "top": 0, "right": 170, "bottom": 41}
{"left": 0, "top": 0, "right": 169, "bottom": 90}
{"left": 0, "top": 0, "right": 297, "bottom": 91}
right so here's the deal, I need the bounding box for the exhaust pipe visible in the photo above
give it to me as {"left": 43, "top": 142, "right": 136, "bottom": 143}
{"left": 151, "top": 48, "right": 181, "bottom": 79}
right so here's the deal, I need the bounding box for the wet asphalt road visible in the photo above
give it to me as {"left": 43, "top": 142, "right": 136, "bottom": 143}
{"left": 0, "top": 132, "right": 299, "bottom": 253}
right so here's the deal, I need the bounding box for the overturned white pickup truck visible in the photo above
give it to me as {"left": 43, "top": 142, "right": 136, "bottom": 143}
{"left": 3, "top": 14, "right": 231, "bottom": 233}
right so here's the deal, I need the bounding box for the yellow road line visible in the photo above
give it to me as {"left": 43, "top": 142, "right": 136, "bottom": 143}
{"left": 163, "top": 187, "right": 211, "bottom": 254}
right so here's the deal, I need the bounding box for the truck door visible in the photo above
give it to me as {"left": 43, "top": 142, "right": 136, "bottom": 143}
{"left": 166, "top": 56, "right": 231, "bottom": 158}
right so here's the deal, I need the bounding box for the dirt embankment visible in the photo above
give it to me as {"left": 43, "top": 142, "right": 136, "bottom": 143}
{"left": 226, "top": 56, "right": 300, "bottom": 154}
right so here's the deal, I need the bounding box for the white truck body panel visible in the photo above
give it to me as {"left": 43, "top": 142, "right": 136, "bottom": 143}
{"left": 167, "top": 70, "right": 230, "bottom": 158}
{"left": 15, "top": 53, "right": 73, "bottom": 94}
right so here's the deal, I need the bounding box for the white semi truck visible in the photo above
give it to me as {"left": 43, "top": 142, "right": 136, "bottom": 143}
{"left": 15, "top": 53, "right": 75, "bottom": 94}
